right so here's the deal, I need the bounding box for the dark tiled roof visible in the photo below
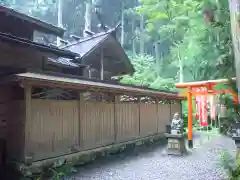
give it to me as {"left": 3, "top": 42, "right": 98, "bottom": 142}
{"left": 47, "top": 57, "right": 79, "bottom": 67}
{"left": 47, "top": 57, "right": 87, "bottom": 68}
{"left": 0, "top": 5, "right": 65, "bottom": 37}
{"left": 61, "top": 29, "right": 135, "bottom": 75}
{"left": 62, "top": 31, "right": 109, "bottom": 58}
{"left": 0, "top": 32, "right": 79, "bottom": 58}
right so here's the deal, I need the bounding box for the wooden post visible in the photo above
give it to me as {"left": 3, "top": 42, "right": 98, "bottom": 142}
{"left": 114, "top": 95, "right": 120, "bottom": 141}
{"left": 88, "top": 66, "right": 92, "bottom": 79}
{"left": 169, "top": 102, "right": 172, "bottom": 122}
{"left": 24, "top": 84, "right": 32, "bottom": 164}
{"left": 138, "top": 96, "right": 141, "bottom": 136}
{"left": 100, "top": 48, "right": 104, "bottom": 80}
{"left": 187, "top": 89, "right": 193, "bottom": 148}
{"left": 79, "top": 92, "right": 84, "bottom": 149}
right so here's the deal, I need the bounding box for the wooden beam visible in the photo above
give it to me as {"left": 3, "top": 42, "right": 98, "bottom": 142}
{"left": 180, "top": 89, "right": 236, "bottom": 96}
{"left": 18, "top": 79, "right": 183, "bottom": 100}
{"left": 175, "top": 78, "right": 236, "bottom": 89}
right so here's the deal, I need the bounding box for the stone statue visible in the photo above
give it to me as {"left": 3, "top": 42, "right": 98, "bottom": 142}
{"left": 171, "top": 112, "right": 183, "bottom": 134}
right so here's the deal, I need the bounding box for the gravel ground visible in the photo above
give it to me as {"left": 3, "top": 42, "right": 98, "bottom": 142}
{"left": 70, "top": 132, "right": 236, "bottom": 180}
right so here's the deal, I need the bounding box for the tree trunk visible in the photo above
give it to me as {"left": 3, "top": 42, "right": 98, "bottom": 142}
{"left": 228, "top": 0, "right": 240, "bottom": 102}
{"left": 121, "top": 1, "right": 125, "bottom": 46}
{"left": 84, "top": 0, "right": 92, "bottom": 37}
{"left": 132, "top": 19, "right": 136, "bottom": 55}
{"left": 178, "top": 52, "right": 184, "bottom": 82}
{"left": 155, "top": 42, "right": 161, "bottom": 76}
{"left": 140, "top": 15, "right": 144, "bottom": 55}
{"left": 57, "top": 0, "right": 63, "bottom": 46}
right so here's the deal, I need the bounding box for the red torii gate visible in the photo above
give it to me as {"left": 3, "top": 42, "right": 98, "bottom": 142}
{"left": 175, "top": 78, "right": 237, "bottom": 148}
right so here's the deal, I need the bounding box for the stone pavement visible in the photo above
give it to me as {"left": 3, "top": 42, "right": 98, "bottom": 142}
{"left": 71, "top": 132, "right": 236, "bottom": 180}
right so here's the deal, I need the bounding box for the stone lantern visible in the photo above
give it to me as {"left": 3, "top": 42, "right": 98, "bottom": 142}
{"left": 164, "top": 112, "right": 187, "bottom": 155}
{"left": 232, "top": 122, "right": 240, "bottom": 155}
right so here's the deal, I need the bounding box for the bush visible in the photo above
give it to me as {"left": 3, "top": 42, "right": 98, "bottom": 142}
{"left": 27, "top": 160, "right": 77, "bottom": 180}
{"left": 219, "top": 150, "right": 240, "bottom": 180}
{"left": 219, "top": 117, "right": 235, "bottom": 135}
{"left": 182, "top": 114, "right": 188, "bottom": 129}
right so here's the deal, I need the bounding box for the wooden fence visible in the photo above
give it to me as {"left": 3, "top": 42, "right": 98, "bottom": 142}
{"left": 25, "top": 99, "right": 181, "bottom": 161}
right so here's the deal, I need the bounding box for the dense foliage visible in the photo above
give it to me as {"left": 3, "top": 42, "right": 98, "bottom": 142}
{"left": 219, "top": 150, "right": 240, "bottom": 180}
{"left": 0, "top": 0, "right": 235, "bottom": 90}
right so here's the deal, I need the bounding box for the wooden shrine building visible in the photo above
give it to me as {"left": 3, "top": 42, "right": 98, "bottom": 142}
{"left": 0, "top": 5, "right": 184, "bottom": 174}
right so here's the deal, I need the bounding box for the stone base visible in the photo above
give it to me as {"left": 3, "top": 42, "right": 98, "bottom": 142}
{"left": 164, "top": 133, "right": 187, "bottom": 156}
{"left": 9, "top": 134, "right": 167, "bottom": 177}
{"left": 232, "top": 136, "right": 240, "bottom": 158}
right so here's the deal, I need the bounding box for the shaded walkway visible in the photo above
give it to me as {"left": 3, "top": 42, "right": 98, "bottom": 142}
{"left": 72, "top": 132, "right": 236, "bottom": 180}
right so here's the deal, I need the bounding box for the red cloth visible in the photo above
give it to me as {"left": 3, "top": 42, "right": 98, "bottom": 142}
{"left": 195, "top": 88, "right": 201, "bottom": 120}
{"left": 209, "top": 95, "right": 215, "bottom": 120}
{"left": 200, "top": 94, "right": 208, "bottom": 126}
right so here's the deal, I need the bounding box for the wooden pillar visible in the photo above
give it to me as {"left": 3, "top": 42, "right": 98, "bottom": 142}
{"left": 169, "top": 100, "right": 172, "bottom": 123}
{"left": 156, "top": 98, "right": 159, "bottom": 133}
{"left": 138, "top": 96, "right": 141, "bottom": 136}
{"left": 180, "top": 100, "right": 183, "bottom": 117}
{"left": 88, "top": 66, "right": 92, "bottom": 79}
{"left": 100, "top": 48, "right": 104, "bottom": 80}
{"left": 114, "top": 95, "right": 120, "bottom": 141}
{"left": 24, "top": 85, "right": 32, "bottom": 164}
{"left": 187, "top": 89, "right": 193, "bottom": 148}
{"left": 79, "top": 92, "right": 84, "bottom": 149}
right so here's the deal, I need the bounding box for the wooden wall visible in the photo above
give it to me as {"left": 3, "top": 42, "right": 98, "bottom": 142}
{"left": 0, "top": 86, "right": 11, "bottom": 140}
{"left": 0, "top": 42, "right": 42, "bottom": 70}
{"left": 0, "top": 42, "right": 63, "bottom": 73}
{"left": 0, "top": 85, "right": 26, "bottom": 162}
{"left": 7, "top": 101, "right": 25, "bottom": 161}
{"left": 23, "top": 99, "right": 182, "bottom": 162}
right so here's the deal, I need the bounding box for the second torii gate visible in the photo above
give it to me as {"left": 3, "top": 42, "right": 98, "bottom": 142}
{"left": 175, "top": 78, "right": 237, "bottom": 148}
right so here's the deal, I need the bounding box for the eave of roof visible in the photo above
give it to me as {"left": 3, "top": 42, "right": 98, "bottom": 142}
{"left": 0, "top": 32, "right": 79, "bottom": 58}
{"left": 0, "top": 5, "right": 65, "bottom": 37}
{"left": 6, "top": 72, "right": 184, "bottom": 100}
